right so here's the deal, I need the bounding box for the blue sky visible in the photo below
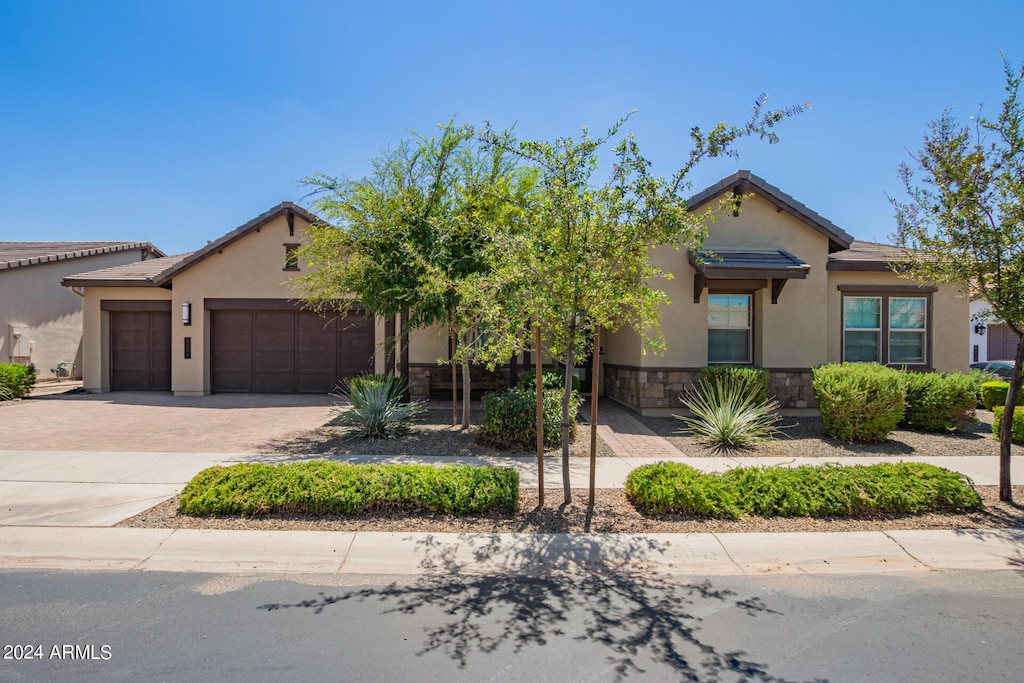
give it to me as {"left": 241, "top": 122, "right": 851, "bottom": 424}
{"left": 1, "top": 1, "right": 1021, "bottom": 256}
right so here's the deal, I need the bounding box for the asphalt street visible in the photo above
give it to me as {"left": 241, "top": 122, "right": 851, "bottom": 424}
{"left": 3, "top": 568, "right": 1024, "bottom": 682}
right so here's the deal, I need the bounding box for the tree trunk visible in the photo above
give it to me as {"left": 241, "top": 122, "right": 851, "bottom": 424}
{"left": 400, "top": 307, "right": 410, "bottom": 402}
{"left": 589, "top": 326, "right": 600, "bottom": 506}
{"left": 450, "top": 322, "right": 458, "bottom": 427}
{"left": 534, "top": 325, "right": 544, "bottom": 507}
{"left": 561, "top": 321, "right": 576, "bottom": 504}
{"left": 999, "top": 333, "right": 1024, "bottom": 502}
{"left": 460, "top": 328, "right": 472, "bottom": 430}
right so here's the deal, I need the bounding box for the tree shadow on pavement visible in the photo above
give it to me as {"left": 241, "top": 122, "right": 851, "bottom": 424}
{"left": 257, "top": 534, "right": 827, "bottom": 682}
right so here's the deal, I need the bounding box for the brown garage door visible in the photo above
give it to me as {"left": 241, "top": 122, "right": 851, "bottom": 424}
{"left": 110, "top": 311, "right": 172, "bottom": 391}
{"left": 211, "top": 308, "right": 374, "bottom": 393}
{"left": 988, "top": 324, "right": 1020, "bottom": 360}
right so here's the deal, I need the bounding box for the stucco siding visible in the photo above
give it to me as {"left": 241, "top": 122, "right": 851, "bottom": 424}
{"left": 1, "top": 249, "right": 152, "bottom": 380}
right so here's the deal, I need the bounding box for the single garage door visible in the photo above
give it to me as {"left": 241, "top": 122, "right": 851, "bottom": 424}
{"left": 211, "top": 308, "right": 374, "bottom": 393}
{"left": 988, "top": 324, "right": 1020, "bottom": 361}
{"left": 110, "top": 311, "right": 172, "bottom": 391}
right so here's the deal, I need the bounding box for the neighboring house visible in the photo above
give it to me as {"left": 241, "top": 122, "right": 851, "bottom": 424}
{"left": 61, "top": 172, "right": 969, "bottom": 413}
{"left": 969, "top": 300, "right": 1020, "bottom": 364}
{"left": 1, "top": 241, "right": 164, "bottom": 380}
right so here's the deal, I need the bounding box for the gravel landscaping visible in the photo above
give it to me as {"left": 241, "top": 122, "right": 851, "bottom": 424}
{"left": 260, "top": 405, "right": 614, "bottom": 459}
{"left": 639, "top": 409, "right": 1024, "bottom": 458}
{"left": 119, "top": 485, "right": 1024, "bottom": 534}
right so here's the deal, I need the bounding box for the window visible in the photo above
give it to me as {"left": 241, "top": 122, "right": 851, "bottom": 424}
{"left": 841, "top": 293, "right": 928, "bottom": 366}
{"left": 283, "top": 243, "right": 299, "bottom": 271}
{"left": 708, "top": 294, "right": 751, "bottom": 364}
{"left": 888, "top": 297, "right": 926, "bottom": 363}
{"left": 843, "top": 297, "right": 881, "bottom": 362}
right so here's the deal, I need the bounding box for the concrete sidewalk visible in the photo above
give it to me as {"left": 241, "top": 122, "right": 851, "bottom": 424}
{"left": 0, "top": 526, "right": 1020, "bottom": 576}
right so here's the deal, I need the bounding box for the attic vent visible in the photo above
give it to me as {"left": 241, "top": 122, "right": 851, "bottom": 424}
{"left": 283, "top": 243, "right": 299, "bottom": 271}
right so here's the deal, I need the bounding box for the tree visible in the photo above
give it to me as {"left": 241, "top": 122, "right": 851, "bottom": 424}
{"left": 891, "top": 57, "right": 1024, "bottom": 503}
{"left": 481, "top": 96, "right": 809, "bottom": 503}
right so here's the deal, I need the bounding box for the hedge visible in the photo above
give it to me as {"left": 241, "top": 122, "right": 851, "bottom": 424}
{"left": 981, "top": 381, "right": 1024, "bottom": 411}
{"left": 625, "top": 461, "right": 982, "bottom": 518}
{"left": 518, "top": 369, "right": 581, "bottom": 393}
{"left": 812, "top": 364, "right": 906, "bottom": 442}
{"left": 900, "top": 371, "right": 976, "bottom": 433}
{"left": 992, "top": 406, "right": 1024, "bottom": 445}
{"left": 0, "top": 363, "right": 36, "bottom": 400}
{"left": 479, "top": 387, "right": 578, "bottom": 451}
{"left": 178, "top": 462, "right": 519, "bottom": 516}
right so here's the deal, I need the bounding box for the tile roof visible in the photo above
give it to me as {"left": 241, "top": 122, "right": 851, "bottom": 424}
{"left": 826, "top": 240, "right": 922, "bottom": 271}
{"left": 61, "top": 253, "right": 192, "bottom": 287}
{"left": 0, "top": 242, "right": 165, "bottom": 271}
{"left": 693, "top": 248, "right": 811, "bottom": 272}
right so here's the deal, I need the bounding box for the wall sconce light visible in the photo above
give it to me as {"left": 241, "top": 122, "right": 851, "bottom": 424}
{"left": 974, "top": 323, "right": 986, "bottom": 336}
{"left": 182, "top": 302, "right": 192, "bottom": 326}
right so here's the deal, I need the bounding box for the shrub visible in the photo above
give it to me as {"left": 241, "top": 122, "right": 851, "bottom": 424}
{"left": 968, "top": 369, "right": 997, "bottom": 407}
{"left": 812, "top": 363, "right": 906, "bottom": 442}
{"left": 698, "top": 365, "right": 768, "bottom": 404}
{"left": 676, "top": 377, "right": 782, "bottom": 449}
{"left": 900, "top": 371, "right": 976, "bottom": 432}
{"left": 178, "top": 461, "right": 519, "bottom": 516}
{"left": 981, "top": 381, "right": 1024, "bottom": 411}
{"left": 624, "top": 462, "right": 740, "bottom": 518}
{"left": 334, "top": 376, "right": 424, "bottom": 439}
{"left": 992, "top": 406, "right": 1024, "bottom": 445}
{"left": 518, "top": 369, "right": 581, "bottom": 393}
{"left": 479, "top": 387, "right": 578, "bottom": 451}
{"left": 626, "top": 461, "right": 982, "bottom": 518}
{"left": 0, "top": 363, "right": 36, "bottom": 400}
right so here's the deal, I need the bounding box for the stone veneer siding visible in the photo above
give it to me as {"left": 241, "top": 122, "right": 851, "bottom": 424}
{"left": 603, "top": 364, "right": 818, "bottom": 411}
{"left": 407, "top": 363, "right": 514, "bottom": 400}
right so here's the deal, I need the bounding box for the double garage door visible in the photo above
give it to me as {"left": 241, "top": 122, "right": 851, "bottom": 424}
{"left": 210, "top": 308, "right": 374, "bottom": 393}
{"left": 108, "top": 303, "right": 374, "bottom": 393}
{"left": 987, "top": 325, "right": 1020, "bottom": 361}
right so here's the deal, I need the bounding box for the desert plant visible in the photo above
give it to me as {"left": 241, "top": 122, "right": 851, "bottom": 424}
{"left": 479, "top": 387, "right": 578, "bottom": 451}
{"left": 676, "top": 377, "right": 782, "bottom": 449}
{"left": 698, "top": 365, "right": 768, "bottom": 404}
{"left": 900, "top": 371, "right": 976, "bottom": 432}
{"left": 992, "top": 406, "right": 1024, "bottom": 445}
{"left": 179, "top": 461, "right": 519, "bottom": 516}
{"left": 334, "top": 377, "right": 424, "bottom": 439}
{"left": 0, "top": 363, "right": 36, "bottom": 400}
{"left": 812, "top": 363, "right": 906, "bottom": 442}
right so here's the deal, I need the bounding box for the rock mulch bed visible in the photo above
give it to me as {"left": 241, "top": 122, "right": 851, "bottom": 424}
{"left": 639, "top": 410, "right": 1023, "bottom": 458}
{"left": 260, "top": 407, "right": 614, "bottom": 459}
{"left": 119, "top": 486, "right": 1024, "bottom": 535}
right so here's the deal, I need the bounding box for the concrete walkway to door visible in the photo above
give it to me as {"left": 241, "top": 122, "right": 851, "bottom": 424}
{"left": 0, "top": 392, "right": 337, "bottom": 452}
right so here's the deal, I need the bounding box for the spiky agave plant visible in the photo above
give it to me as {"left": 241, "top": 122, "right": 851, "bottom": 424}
{"left": 677, "top": 377, "right": 783, "bottom": 450}
{"left": 335, "top": 377, "right": 425, "bottom": 439}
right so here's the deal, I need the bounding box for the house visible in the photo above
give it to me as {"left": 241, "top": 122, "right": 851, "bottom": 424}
{"left": 969, "top": 300, "right": 1020, "bottom": 364}
{"left": 61, "top": 172, "right": 969, "bottom": 411}
{"left": 602, "top": 171, "right": 967, "bottom": 414}
{"left": 1, "top": 241, "right": 164, "bottom": 380}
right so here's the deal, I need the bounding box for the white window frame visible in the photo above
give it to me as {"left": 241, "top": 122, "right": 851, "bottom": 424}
{"left": 842, "top": 296, "right": 882, "bottom": 363}
{"left": 707, "top": 293, "right": 752, "bottom": 365}
{"left": 888, "top": 296, "right": 927, "bottom": 366}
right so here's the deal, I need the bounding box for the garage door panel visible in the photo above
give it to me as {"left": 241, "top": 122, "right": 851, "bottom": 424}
{"left": 110, "top": 311, "right": 171, "bottom": 392}
{"left": 211, "top": 306, "right": 374, "bottom": 394}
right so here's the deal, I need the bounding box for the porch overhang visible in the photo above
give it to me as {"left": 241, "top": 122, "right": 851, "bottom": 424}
{"left": 689, "top": 248, "right": 811, "bottom": 304}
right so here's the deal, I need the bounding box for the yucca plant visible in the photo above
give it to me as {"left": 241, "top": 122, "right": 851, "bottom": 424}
{"left": 334, "top": 376, "right": 425, "bottom": 439}
{"left": 677, "top": 377, "right": 783, "bottom": 450}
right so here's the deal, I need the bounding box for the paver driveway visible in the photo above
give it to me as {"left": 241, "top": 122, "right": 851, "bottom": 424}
{"left": 0, "top": 392, "right": 336, "bottom": 452}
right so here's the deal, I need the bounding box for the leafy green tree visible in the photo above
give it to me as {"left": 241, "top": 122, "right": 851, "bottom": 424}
{"left": 481, "top": 97, "right": 809, "bottom": 503}
{"left": 892, "top": 57, "right": 1024, "bottom": 502}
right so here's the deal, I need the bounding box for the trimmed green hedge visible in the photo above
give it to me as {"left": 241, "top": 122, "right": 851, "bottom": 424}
{"left": 813, "top": 364, "right": 906, "bottom": 442}
{"left": 0, "top": 363, "right": 36, "bottom": 400}
{"left": 900, "top": 371, "right": 976, "bottom": 433}
{"left": 992, "top": 406, "right": 1024, "bottom": 445}
{"left": 480, "top": 387, "right": 578, "bottom": 451}
{"left": 518, "top": 369, "right": 581, "bottom": 393}
{"left": 981, "top": 381, "right": 1024, "bottom": 411}
{"left": 625, "top": 461, "right": 982, "bottom": 519}
{"left": 178, "top": 462, "right": 519, "bottom": 516}
{"left": 698, "top": 365, "right": 768, "bottom": 403}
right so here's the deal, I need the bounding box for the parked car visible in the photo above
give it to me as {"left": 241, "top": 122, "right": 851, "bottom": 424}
{"left": 969, "top": 360, "right": 1016, "bottom": 378}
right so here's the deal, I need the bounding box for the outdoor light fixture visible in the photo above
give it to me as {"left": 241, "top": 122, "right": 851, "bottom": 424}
{"left": 182, "top": 302, "right": 192, "bottom": 326}
{"left": 974, "top": 323, "right": 986, "bottom": 336}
